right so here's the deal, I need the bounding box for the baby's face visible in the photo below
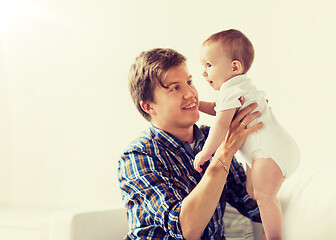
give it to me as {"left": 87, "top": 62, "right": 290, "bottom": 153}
{"left": 200, "top": 42, "right": 234, "bottom": 90}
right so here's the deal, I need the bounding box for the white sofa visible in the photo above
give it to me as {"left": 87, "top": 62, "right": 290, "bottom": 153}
{"left": 49, "top": 168, "right": 336, "bottom": 240}
{"left": 49, "top": 206, "right": 128, "bottom": 240}
{"left": 0, "top": 205, "right": 54, "bottom": 240}
{"left": 278, "top": 168, "right": 336, "bottom": 240}
{"left": 49, "top": 204, "right": 260, "bottom": 240}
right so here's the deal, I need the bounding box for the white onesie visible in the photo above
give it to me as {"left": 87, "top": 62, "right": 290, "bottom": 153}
{"left": 215, "top": 74, "right": 300, "bottom": 178}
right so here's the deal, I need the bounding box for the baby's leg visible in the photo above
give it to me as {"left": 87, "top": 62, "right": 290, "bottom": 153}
{"left": 245, "top": 164, "right": 254, "bottom": 199}
{"left": 261, "top": 227, "right": 267, "bottom": 240}
{"left": 251, "top": 158, "right": 284, "bottom": 240}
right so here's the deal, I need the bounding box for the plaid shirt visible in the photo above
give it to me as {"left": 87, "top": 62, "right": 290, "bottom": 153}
{"left": 118, "top": 125, "right": 261, "bottom": 240}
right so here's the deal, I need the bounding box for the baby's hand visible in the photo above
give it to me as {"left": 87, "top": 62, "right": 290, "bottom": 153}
{"left": 194, "top": 151, "right": 211, "bottom": 172}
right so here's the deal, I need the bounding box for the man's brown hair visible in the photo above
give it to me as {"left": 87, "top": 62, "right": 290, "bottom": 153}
{"left": 128, "top": 48, "right": 187, "bottom": 121}
{"left": 203, "top": 29, "right": 254, "bottom": 73}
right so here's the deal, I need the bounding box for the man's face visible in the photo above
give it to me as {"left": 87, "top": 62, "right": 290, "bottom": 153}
{"left": 149, "top": 64, "right": 199, "bottom": 132}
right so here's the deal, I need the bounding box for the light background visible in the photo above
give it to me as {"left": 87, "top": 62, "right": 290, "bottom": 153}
{"left": 0, "top": 0, "right": 335, "bottom": 209}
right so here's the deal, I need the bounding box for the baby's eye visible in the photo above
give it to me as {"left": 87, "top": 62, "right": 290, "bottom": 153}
{"left": 170, "top": 85, "right": 179, "bottom": 91}
{"left": 206, "top": 63, "right": 212, "bottom": 68}
{"left": 187, "top": 80, "right": 193, "bottom": 85}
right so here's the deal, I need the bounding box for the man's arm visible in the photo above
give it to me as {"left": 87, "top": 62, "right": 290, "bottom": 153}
{"left": 180, "top": 103, "right": 263, "bottom": 240}
{"left": 119, "top": 152, "right": 186, "bottom": 239}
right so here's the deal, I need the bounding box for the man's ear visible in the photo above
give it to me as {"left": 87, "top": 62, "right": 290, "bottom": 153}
{"left": 232, "top": 60, "right": 244, "bottom": 74}
{"left": 140, "top": 100, "right": 156, "bottom": 115}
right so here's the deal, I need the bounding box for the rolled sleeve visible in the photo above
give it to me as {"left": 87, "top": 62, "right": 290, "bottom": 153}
{"left": 119, "top": 151, "right": 185, "bottom": 239}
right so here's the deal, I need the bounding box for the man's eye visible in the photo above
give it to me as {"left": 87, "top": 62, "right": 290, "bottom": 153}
{"left": 171, "top": 86, "right": 179, "bottom": 91}
{"left": 187, "top": 80, "right": 193, "bottom": 85}
{"left": 206, "top": 63, "right": 212, "bottom": 67}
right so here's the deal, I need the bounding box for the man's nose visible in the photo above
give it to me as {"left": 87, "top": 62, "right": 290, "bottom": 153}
{"left": 183, "top": 85, "right": 197, "bottom": 99}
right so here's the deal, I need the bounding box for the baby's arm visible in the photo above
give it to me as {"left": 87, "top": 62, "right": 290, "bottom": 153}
{"left": 199, "top": 101, "right": 216, "bottom": 116}
{"left": 202, "top": 108, "right": 236, "bottom": 156}
{"left": 194, "top": 108, "right": 236, "bottom": 172}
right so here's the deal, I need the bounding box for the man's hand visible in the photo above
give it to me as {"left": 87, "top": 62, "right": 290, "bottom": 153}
{"left": 213, "top": 102, "right": 263, "bottom": 161}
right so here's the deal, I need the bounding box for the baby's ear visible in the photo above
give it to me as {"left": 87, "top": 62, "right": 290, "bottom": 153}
{"left": 232, "top": 60, "right": 244, "bottom": 74}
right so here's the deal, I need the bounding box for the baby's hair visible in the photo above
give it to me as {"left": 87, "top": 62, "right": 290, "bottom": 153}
{"left": 203, "top": 29, "right": 254, "bottom": 73}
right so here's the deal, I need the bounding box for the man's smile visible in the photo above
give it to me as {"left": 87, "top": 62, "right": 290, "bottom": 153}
{"left": 183, "top": 102, "right": 197, "bottom": 110}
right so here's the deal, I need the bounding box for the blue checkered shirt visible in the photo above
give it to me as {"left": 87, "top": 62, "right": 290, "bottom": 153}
{"left": 118, "top": 125, "right": 260, "bottom": 239}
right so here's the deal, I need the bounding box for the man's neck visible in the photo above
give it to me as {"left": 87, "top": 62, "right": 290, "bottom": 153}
{"left": 172, "top": 126, "right": 194, "bottom": 143}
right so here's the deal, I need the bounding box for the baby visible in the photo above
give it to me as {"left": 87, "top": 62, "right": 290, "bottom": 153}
{"left": 194, "top": 29, "right": 300, "bottom": 240}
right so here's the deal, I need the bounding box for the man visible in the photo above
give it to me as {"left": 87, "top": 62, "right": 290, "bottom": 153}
{"left": 118, "top": 48, "right": 263, "bottom": 239}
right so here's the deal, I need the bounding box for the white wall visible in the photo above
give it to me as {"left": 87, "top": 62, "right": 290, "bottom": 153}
{"left": 0, "top": 0, "right": 335, "bottom": 209}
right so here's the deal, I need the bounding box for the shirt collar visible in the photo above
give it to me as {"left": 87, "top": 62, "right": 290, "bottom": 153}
{"left": 193, "top": 125, "right": 205, "bottom": 143}
{"left": 149, "top": 124, "right": 205, "bottom": 149}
